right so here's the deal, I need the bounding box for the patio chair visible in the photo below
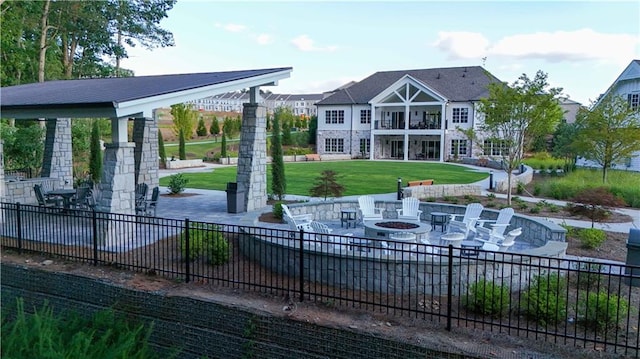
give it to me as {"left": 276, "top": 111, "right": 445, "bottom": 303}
{"left": 135, "top": 183, "right": 149, "bottom": 214}
{"left": 358, "top": 195, "right": 384, "bottom": 221}
{"left": 481, "top": 227, "right": 522, "bottom": 251}
{"left": 396, "top": 197, "right": 422, "bottom": 222}
{"left": 448, "top": 203, "right": 483, "bottom": 238}
{"left": 283, "top": 214, "right": 313, "bottom": 232}
{"left": 475, "top": 207, "right": 514, "bottom": 242}
{"left": 34, "top": 184, "right": 62, "bottom": 208}
{"left": 143, "top": 186, "right": 160, "bottom": 216}
{"left": 71, "top": 185, "right": 92, "bottom": 210}
{"left": 281, "top": 204, "right": 313, "bottom": 226}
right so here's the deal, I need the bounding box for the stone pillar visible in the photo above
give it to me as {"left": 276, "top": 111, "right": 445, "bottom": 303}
{"left": 133, "top": 115, "right": 159, "bottom": 189}
{"left": 237, "top": 103, "right": 268, "bottom": 211}
{"left": 41, "top": 118, "right": 73, "bottom": 188}
{"left": 98, "top": 143, "right": 136, "bottom": 214}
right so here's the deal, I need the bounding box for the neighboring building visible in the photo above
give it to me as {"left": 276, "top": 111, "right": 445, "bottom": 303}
{"left": 189, "top": 91, "right": 322, "bottom": 116}
{"left": 558, "top": 97, "right": 582, "bottom": 124}
{"left": 315, "top": 66, "right": 503, "bottom": 161}
{"left": 576, "top": 59, "right": 640, "bottom": 172}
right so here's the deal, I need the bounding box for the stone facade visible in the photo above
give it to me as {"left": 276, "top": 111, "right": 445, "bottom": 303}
{"left": 41, "top": 118, "right": 74, "bottom": 188}
{"left": 133, "top": 116, "right": 159, "bottom": 190}
{"left": 99, "top": 143, "right": 136, "bottom": 214}
{"left": 236, "top": 104, "right": 267, "bottom": 211}
{"left": 404, "top": 184, "right": 482, "bottom": 199}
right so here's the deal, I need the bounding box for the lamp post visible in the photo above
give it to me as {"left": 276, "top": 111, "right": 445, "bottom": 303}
{"left": 397, "top": 177, "right": 403, "bottom": 200}
{"left": 489, "top": 171, "right": 494, "bottom": 190}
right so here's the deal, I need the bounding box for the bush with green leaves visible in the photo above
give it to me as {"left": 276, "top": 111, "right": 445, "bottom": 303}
{"left": 1, "top": 298, "right": 169, "bottom": 358}
{"left": 571, "top": 262, "right": 603, "bottom": 290}
{"left": 523, "top": 272, "right": 568, "bottom": 326}
{"left": 180, "top": 223, "right": 229, "bottom": 265}
{"left": 464, "top": 279, "right": 510, "bottom": 317}
{"left": 577, "top": 291, "right": 629, "bottom": 331}
{"left": 167, "top": 173, "right": 188, "bottom": 194}
{"left": 272, "top": 201, "right": 284, "bottom": 220}
{"left": 578, "top": 228, "right": 606, "bottom": 249}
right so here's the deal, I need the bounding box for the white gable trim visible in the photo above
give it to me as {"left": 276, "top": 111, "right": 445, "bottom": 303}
{"left": 369, "top": 74, "right": 447, "bottom": 105}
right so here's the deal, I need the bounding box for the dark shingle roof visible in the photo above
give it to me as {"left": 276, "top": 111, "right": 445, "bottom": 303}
{"left": 1, "top": 68, "right": 292, "bottom": 108}
{"left": 316, "top": 66, "right": 501, "bottom": 105}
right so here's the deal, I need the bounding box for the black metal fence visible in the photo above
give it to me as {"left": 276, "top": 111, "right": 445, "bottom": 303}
{"left": 1, "top": 202, "right": 638, "bottom": 357}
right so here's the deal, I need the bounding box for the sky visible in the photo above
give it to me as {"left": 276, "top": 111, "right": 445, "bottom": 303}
{"left": 120, "top": 1, "right": 640, "bottom": 105}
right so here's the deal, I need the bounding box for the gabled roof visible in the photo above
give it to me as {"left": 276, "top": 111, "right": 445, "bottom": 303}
{"left": 1, "top": 67, "right": 292, "bottom": 119}
{"left": 316, "top": 66, "right": 501, "bottom": 106}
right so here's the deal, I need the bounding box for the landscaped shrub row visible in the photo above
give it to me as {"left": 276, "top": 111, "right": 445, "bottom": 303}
{"left": 464, "top": 273, "right": 629, "bottom": 331}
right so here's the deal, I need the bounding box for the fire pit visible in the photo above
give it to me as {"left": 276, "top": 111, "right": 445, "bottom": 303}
{"left": 374, "top": 221, "right": 419, "bottom": 230}
{"left": 364, "top": 220, "right": 430, "bottom": 240}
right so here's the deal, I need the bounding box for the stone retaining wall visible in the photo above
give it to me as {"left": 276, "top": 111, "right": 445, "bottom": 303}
{"left": 1, "top": 264, "right": 461, "bottom": 359}
{"left": 404, "top": 184, "right": 482, "bottom": 199}
{"left": 165, "top": 159, "right": 204, "bottom": 169}
{"left": 4, "top": 177, "right": 62, "bottom": 205}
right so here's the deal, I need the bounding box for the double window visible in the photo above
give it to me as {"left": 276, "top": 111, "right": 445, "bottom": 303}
{"left": 628, "top": 93, "right": 639, "bottom": 111}
{"left": 452, "top": 108, "right": 469, "bottom": 123}
{"left": 483, "top": 140, "right": 509, "bottom": 156}
{"left": 325, "top": 138, "right": 344, "bottom": 153}
{"left": 359, "top": 138, "right": 370, "bottom": 154}
{"left": 450, "top": 139, "right": 468, "bottom": 157}
{"left": 360, "top": 109, "right": 371, "bottom": 124}
{"left": 325, "top": 110, "right": 345, "bottom": 124}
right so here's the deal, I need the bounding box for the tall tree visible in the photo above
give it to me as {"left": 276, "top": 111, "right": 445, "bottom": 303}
{"left": 220, "top": 127, "right": 228, "bottom": 158}
{"left": 552, "top": 120, "right": 579, "bottom": 173}
{"left": 308, "top": 115, "right": 317, "bottom": 145}
{"left": 270, "top": 114, "right": 286, "bottom": 200}
{"left": 477, "top": 70, "right": 563, "bottom": 204}
{"left": 89, "top": 120, "right": 102, "bottom": 185}
{"left": 171, "top": 103, "right": 196, "bottom": 139}
{"left": 573, "top": 94, "right": 640, "bottom": 183}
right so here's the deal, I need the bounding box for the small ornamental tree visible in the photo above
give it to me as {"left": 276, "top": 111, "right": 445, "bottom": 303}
{"left": 209, "top": 117, "right": 220, "bottom": 140}
{"left": 309, "top": 170, "right": 345, "bottom": 200}
{"left": 158, "top": 129, "right": 167, "bottom": 167}
{"left": 178, "top": 128, "right": 186, "bottom": 160}
{"left": 220, "top": 127, "right": 228, "bottom": 158}
{"left": 196, "top": 117, "right": 207, "bottom": 136}
{"left": 282, "top": 119, "right": 292, "bottom": 146}
{"left": 570, "top": 187, "right": 626, "bottom": 228}
{"left": 270, "top": 114, "right": 286, "bottom": 200}
{"left": 89, "top": 120, "right": 102, "bottom": 186}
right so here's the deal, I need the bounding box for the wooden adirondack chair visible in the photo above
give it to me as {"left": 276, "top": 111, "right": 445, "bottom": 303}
{"left": 448, "top": 203, "right": 483, "bottom": 238}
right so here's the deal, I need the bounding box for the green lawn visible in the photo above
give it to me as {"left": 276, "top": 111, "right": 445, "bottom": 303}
{"left": 160, "top": 161, "right": 488, "bottom": 196}
{"left": 163, "top": 138, "right": 240, "bottom": 159}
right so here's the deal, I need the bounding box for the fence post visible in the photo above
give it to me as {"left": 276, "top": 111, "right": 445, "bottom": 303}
{"left": 92, "top": 210, "right": 98, "bottom": 266}
{"left": 185, "top": 218, "right": 190, "bottom": 283}
{"left": 16, "top": 203, "right": 22, "bottom": 254}
{"left": 446, "top": 244, "right": 453, "bottom": 331}
{"left": 298, "top": 228, "right": 305, "bottom": 302}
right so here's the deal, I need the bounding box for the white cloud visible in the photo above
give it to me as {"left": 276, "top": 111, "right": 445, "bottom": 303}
{"left": 489, "top": 29, "right": 637, "bottom": 66}
{"left": 291, "top": 35, "right": 338, "bottom": 52}
{"left": 433, "top": 29, "right": 638, "bottom": 66}
{"left": 432, "top": 31, "right": 490, "bottom": 60}
{"left": 215, "top": 23, "right": 247, "bottom": 33}
{"left": 255, "top": 33, "right": 273, "bottom": 45}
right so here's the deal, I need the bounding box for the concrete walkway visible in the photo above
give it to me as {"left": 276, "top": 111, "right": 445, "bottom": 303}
{"left": 156, "top": 162, "right": 639, "bottom": 234}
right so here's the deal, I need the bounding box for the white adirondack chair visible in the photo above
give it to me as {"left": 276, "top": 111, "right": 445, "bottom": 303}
{"left": 396, "top": 197, "right": 422, "bottom": 222}
{"left": 481, "top": 227, "right": 522, "bottom": 251}
{"left": 281, "top": 204, "right": 312, "bottom": 228}
{"left": 475, "top": 207, "right": 515, "bottom": 242}
{"left": 448, "top": 203, "right": 483, "bottom": 238}
{"left": 358, "top": 195, "right": 384, "bottom": 221}
{"left": 283, "top": 214, "right": 312, "bottom": 232}
{"left": 310, "top": 221, "right": 352, "bottom": 251}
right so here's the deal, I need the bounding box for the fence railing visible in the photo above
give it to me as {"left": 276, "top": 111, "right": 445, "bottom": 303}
{"left": 1, "top": 202, "right": 638, "bottom": 357}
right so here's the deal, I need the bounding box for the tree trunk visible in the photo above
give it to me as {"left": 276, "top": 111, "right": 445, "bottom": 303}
{"left": 506, "top": 169, "right": 513, "bottom": 205}
{"left": 37, "top": 0, "right": 51, "bottom": 83}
